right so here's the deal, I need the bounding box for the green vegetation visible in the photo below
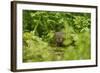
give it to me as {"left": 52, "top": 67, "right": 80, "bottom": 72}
{"left": 23, "top": 10, "right": 91, "bottom": 62}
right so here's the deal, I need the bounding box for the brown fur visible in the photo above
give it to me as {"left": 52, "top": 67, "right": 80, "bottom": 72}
{"left": 54, "top": 32, "right": 64, "bottom": 47}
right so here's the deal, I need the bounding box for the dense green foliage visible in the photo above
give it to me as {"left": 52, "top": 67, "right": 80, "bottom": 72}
{"left": 23, "top": 10, "right": 91, "bottom": 62}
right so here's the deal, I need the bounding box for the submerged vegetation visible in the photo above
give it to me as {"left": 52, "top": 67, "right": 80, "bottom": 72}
{"left": 23, "top": 10, "right": 91, "bottom": 62}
